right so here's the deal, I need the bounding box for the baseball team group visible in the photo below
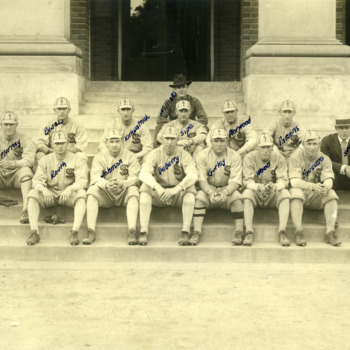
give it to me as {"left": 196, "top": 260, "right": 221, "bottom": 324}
{"left": 1, "top": 73, "right": 349, "bottom": 248}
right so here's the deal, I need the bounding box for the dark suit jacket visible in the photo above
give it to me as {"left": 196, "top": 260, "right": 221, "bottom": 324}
{"left": 320, "top": 133, "right": 350, "bottom": 174}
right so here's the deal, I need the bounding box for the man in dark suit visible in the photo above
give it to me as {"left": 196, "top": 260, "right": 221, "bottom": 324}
{"left": 321, "top": 117, "right": 350, "bottom": 190}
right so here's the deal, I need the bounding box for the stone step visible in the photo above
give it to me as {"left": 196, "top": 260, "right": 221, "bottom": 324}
{"left": 2, "top": 221, "right": 350, "bottom": 243}
{"left": 84, "top": 91, "right": 245, "bottom": 104}
{"left": 86, "top": 81, "right": 243, "bottom": 94}
{"left": 0, "top": 241, "right": 348, "bottom": 263}
{"left": 80, "top": 102, "right": 247, "bottom": 116}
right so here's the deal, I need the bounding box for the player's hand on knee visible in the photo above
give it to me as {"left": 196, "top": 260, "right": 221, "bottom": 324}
{"left": 345, "top": 166, "right": 350, "bottom": 178}
{"left": 106, "top": 180, "right": 116, "bottom": 193}
{"left": 59, "top": 187, "right": 72, "bottom": 205}
{"left": 42, "top": 188, "right": 55, "bottom": 207}
{"left": 154, "top": 184, "right": 165, "bottom": 198}
{"left": 213, "top": 192, "right": 225, "bottom": 204}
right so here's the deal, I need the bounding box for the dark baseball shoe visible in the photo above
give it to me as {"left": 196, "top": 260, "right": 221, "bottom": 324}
{"left": 189, "top": 231, "right": 200, "bottom": 246}
{"left": 69, "top": 230, "right": 79, "bottom": 246}
{"left": 127, "top": 229, "right": 138, "bottom": 245}
{"left": 20, "top": 210, "right": 29, "bottom": 224}
{"left": 138, "top": 232, "right": 148, "bottom": 246}
{"left": 243, "top": 231, "right": 253, "bottom": 246}
{"left": 295, "top": 230, "right": 307, "bottom": 246}
{"left": 82, "top": 229, "right": 96, "bottom": 245}
{"left": 232, "top": 230, "right": 243, "bottom": 245}
{"left": 178, "top": 231, "right": 190, "bottom": 246}
{"left": 324, "top": 231, "right": 341, "bottom": 246}
{"left": 278, "top": 230, "right": 290, "bottom": 247}
{"left": 26, "top": 230, "right": 40, "bottom": 246}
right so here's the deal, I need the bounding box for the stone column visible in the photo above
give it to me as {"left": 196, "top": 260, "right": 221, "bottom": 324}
{"left": 0, "top": 0, "right": 83, "bottom": 122}
{"left": 244, "top": 0, "right": 350, "bottom": 134}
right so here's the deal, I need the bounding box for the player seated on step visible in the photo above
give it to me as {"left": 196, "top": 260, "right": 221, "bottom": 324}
{"left": 35, "top": 97, "right": 88, "bottom": 171}
{"left": 0, "top": 111, "right": 35, "bottom": 224}
{"left": 86, "top": 129, "right": 140, "bottom": 245}
{"left": 320, "top": 116, "right": 350, "bottom": 191}
{"left": 157, "top": 100, "right": 207, "bottom": 157}
{"left": 139, "top": 126, "right": 198, "bottom": 246}
{"left": 192, "top": 128, "right": 244, "bottom": 246}
{"left": 154, "top": 74, "right": 208, "bottom": 146}
{"left": 242, "top": 133, "right": 291, "bottom": 247}
{"left": 262, "top": 100, "right": 307, "bottom": 159}
{"left": 26, "top": 131, "right": 88, "bottom": 246}
{"left": 207, "top": 100, "right": 256, "bottom": 159}
{"left": 98, "top": 98, "right": 153, "bottom": 162}
{"left": 288, "top": 131, "right": 340, "bottom": 247}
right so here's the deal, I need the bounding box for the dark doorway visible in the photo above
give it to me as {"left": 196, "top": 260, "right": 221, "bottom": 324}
{"left": 122, "top": 0, "right": 210, "bottom": 81}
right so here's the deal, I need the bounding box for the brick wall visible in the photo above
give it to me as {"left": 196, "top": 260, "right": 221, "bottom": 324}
{"left": 240, "top": 0, "right": 258, "bottom": 79}
{"left": 70, "top": 0, "right": 90, "bottom": 78}
{"left": 214, "top": 0, "right": 241, "bottom": 81}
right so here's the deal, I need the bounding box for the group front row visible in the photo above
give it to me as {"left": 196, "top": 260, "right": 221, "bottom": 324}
{"left": 23, "top": 126, "right": 340, "bottom": 248}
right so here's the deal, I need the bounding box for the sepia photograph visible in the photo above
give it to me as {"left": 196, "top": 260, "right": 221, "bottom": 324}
{"left": 0, "top": 0, "right": 350, "bottom": 349}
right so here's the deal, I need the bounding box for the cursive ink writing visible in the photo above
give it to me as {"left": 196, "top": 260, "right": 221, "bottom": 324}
{"left": 180, "top": 124, "right": 193, "bottom": 137}
{"left": 256, "top": 160, "right": 271, "bottom": 176}
{"left": 302, "top": 157, "right": 324, "bottom": 178}
{"left": 101, "top": 159, "right": 123, "bottom": 178}
{"left": 208, "top": 159, "right": 226, "bottom": 176}
{"left": 51, "top": 161, "right": 67, "bottom": 179}
{"left": 279, "top": 126, "right": 299, "bottom": 146}
{"left": 124, "top": 115, "right": 150, "bottom": 142}
{"left": 229, "top": 116, "right": 251, "bottom": 136}
{"left": 1, "top": 139, "right": 21, "bottom": 159}
{"left": 160, "top": 92, "right": 177, "bottom": 117}
{"left": 158, "top": 156, "right": 180, "bottom": 175}
{"left": 45, "top": 120, "right": 63, "bottom": 135}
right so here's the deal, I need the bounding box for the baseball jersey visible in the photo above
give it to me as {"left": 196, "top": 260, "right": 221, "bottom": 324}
{"left": 195, "top": 147, "right": 242, "bottom": 187}
{"left": 36, "top": 117, "right": 88, "bottom": 153}
{"left": 157, "top": 119, "right": 207, "bottom": 144}
{"left": 90, "top": 147, "right": 140, "bottom": 189}
{"left": 33, "top": 152, "right": 88, "bottom": 191}
{"left": 208, "top": 117, "right": 256, "bottom": 153}
{"left": 263, "top": 119, "right": 306, "bottom": 158}
{"left": 140, "top": 146, "right": 198, "bottom": 189}
{"left": 98, "top": 117, "right": 153, "bottom": 154}
{"left": 288, "top": 148, "right": 334, "bottom": 184}
{"left": 0, "top": 131, "right": 35, "bottom": 170}
{"left": 156, "top": 94, "right": 208, "bottom": 126}
{"left": 243, "top": 150, "right": 289, "bottom": 188}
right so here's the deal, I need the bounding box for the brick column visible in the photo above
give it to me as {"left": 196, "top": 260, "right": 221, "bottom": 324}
{"left": 0, "top": 0, "right": 83, "bottom": 120}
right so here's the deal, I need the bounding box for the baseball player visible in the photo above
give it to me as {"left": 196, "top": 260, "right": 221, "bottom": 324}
{"left": 27, "top": 131, "right": 88, "bottom": 246}
{"left": 157, "top": 100, "right": 207, "bottom": 157}
{"left": 154, "top": 74, "right": 208, "bottom": 146}
{"left": 0, "top": 111, "right": 35, "bottom": 223}
{"left": 86, "top": 129, "right": 140, "bottom": 245}
{"left": 242, "top": 134, "right": 291, "bottom": 246}
{"left": 288, "top": 131, "right": 340, "bottom": 246}
{"left": 98, "top": 98, "right": 153, "bottom": 162}
{"left": 35, "top": 97, "right": 88, "bottom": 167}
{"left": 139, "top": 126, "right": 198, "bottom": 246}
{"left": 208, "top": 100, "right": 256, "bottom": 158}
{"left": 263, "top": 100, "right": 307, "bottom": 159}
{"left": 193, "top": 129, "right": 244, "bottom": 246}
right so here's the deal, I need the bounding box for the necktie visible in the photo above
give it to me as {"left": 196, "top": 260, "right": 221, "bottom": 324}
{"left": 341, "top": 140, "right": 348, "bottom": 165}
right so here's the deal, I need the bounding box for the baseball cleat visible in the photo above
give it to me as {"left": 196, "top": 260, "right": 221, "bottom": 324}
{"left": 26, "top": 230, "right": 40, "bottom": 246}
{"left": 69, "top": 230, "right": 79, "bottom": 246}
{"left": 232, "top": 230, "right": 243, "bottom": 245}
{"left": 138, "top": 232, "right": 148, "bottom": 245}
{"left": 243, "top": 231, "right": 253, "bottom": 246}
{"left": 20, "top": 210, "right": 29, "bottom": 224}
{"left": 278, "top": 230, "right": 290, "bottom": 247}
{"left": 82, "top": 229, "right": 96, "bottom": 245}
{"left": 189, "top": 231, "right": 200, "bottom": 246}
{"left": 324, "top": 231, "right": 341, "bottom": 246}
{"left": 178, "top": 231, "right": 190, "bottom": 246}
{"left": 295, "top": 230, "right": 307, "bottom": 246}
{"left": 127, "top": 229, "right": 138, "bottom": 245}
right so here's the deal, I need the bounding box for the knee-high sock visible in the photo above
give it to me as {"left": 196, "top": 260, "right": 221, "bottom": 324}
{"left": 193, "top": 199, "right": 206, "bottom": 233}
{"left": 28, "top": 198, "right": 40, "bottom": 232}
{"left": 243, "top": 199, "right": 254, "bottom": 232}
{"left": 291, "top": 199, "right": 303, "bottom": 232}
{"left": 324, "top": 199, "right": 337, "bottom": 233}
{"left": 21, "top": 179, "right": 32, "bottom": 211}
{"left": 139, "top": 192, "right": 152, "bottom": 233}
{"left": 87, "top": 195, "right": 99, "bottom": 231}
{"left": 126, "top": 196, "right": 138, "bottom": 230}
{"left": 231, "top": 200, "right": 244, "bottom": 232}
{"left": 72, "top": 198, "right": 86, "bottom": 232}
{"left": 278, "top": 198, "right": 290, "bottom": 231}
{"left": 182, "top": 193, "right": 195, "bottom": 232}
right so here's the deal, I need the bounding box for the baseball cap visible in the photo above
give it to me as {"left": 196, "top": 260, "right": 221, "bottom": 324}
{"left": 118, "top": 98, "right": 134, "bottom": 109}
{"left": 176, "top": 100, "right": 191, "bottom": 110}
{"left": 303, "top": 130, "right": 320, "bottom": 142}
{"left": 279, "top": 100, "right": 296, "bottom": 112}
{"left": 106, "top": 129, "right": 122, "bottom": 140}
{"left": 222, "top": 100, "right": 237, "bottom": 112}
{"left": 162, "top": 126, "right": 178, "bottom": 138}
{"left": 335, "top": 116, "right": 350, "bottom": 126}
{"left": 257, "top": 133, "right": 273, "bottom": 147}
{"left": 1, "top": 111, "right": 18, "bottom": 124}
{"left": 51, "top": 131, "right": 68, "bottom": 143}
{"left": 211, "top": 128, "right": 228, "bottom": 139}
{"left": 53, "top": 97, "right": 71, "bottom": 109}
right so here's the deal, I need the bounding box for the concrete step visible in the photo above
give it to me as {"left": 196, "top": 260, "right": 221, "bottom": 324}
{"left": 86, "top": 81, "right": 243, "bottom": 94}
{"left": 0, "top": 241, "right": 348, "bottom": 263}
